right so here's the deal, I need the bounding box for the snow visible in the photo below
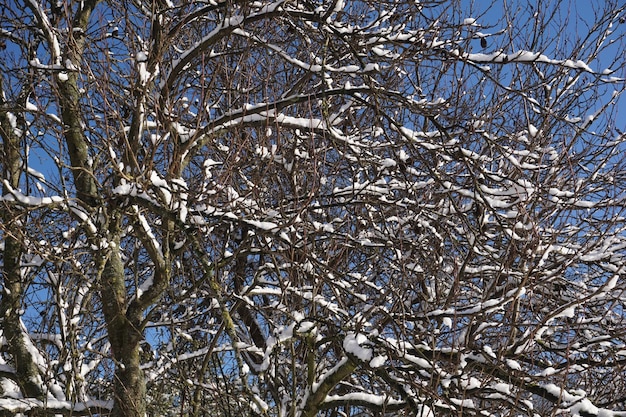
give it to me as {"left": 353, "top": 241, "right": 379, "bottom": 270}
{"left": 372, "top": 46, "right": 393, "bottom": 57}
{"left": 573, "top": 200, "right": 596, "bottom": 208}
{"left": 171, "top": 121, "right": 197, "bottom": 143}
{"left": 244, "top": 219, "right": 279, "bottom": 231}
{"left": 483, "top": 345, "right": 496, "bottom": 358}
{"left": 343, "top": 332, "right": 373, "bottom": 361}
{"left": 539, "top": 383, "right": 615, "bottom": 416}
{"left": 450, "top": 398, "right": 475, "bottom": 409}
{"left": 0, "top": 373, "right": 20, "bottom": 399}
{"left": 149, "top": 171, "right": 172, "bottom": 205}
{"left": 25, "top": 100, "right": 38, "bottom": 111}
{"left": 138, "top": 62, "right": 150, "bottom": 84}
{"left": 137, "top": 274, "right": 154, "bottom": 298}
{"left": 539, "top": 366, "right": 557, "bottom": 376}
{"left": 332, "top": 0, "right": 344, "bottom": 13}
{"left": 135, "top": 52, "right": 157, "bottom": 85}
{"left": 0, "top": 399, "right": 113, "bottom": 413}
{"left": 463, "top": 50, "right": 596, "bottom": 72}
{"left": 250, "top": 394, "right": 269, "bottom": 414}
{"left": 379, "top": 158, "right": 397, "bottom": 168}
{"left": 458, "top": 376, "right": 482, "bottom": 390}
{"left": 369, "top": 355, "right": 387, "bottom": 368}
{"left": 362, "top": 63, "right": 380, "bottom": 72}
{"left": 324, "top": 392, "right": 403, "bottom": 407}
{"left": 493, "top": 383, "right": 511, "bottom": 395}
{"left": 310, "top": 356, "right": 349, "bottom": 393}
{"left": 112, "top": 180, "right": 157, "bottom": 205}
{"left": 296, "top": 321, "right": 316, "bottom": 333}
{"left": 1, "top": 182, "right": 63, "bottom": 206}
{"left": 404, "top": 352, "right": 432, "bottom": 369}
{"left": 550, "top": 305, "right": 576, "bottom": 321}
{"left": 64, "top": 58, "right": 78, "bottom": 71}
{"left": 505, "top": 358, "right": 522, "bottom": 371}
{"left": 132, "top": 205, "right": 163, "bottom": 266}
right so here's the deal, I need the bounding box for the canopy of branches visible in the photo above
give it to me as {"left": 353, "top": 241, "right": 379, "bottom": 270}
{"left": 1, "top": 0, "right": 626, "bottom": 416}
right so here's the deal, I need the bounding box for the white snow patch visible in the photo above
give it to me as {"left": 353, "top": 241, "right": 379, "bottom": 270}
{"left": 296, "top": 320, "right": 316, "bottom": 333}
{"left": 1, "top": 182, "right": 63, "bottom": 206}
{"left": 343, "top": 332, "right": 373, "bottom": 361}
{"left": 493, "top": 383, "right": 511, "bottom": 395}
{"left": 505, "top": 358, "right": 522, "bottom": 371}
{"left": 137, "top": 274, "right": 154, "bottom": 298}
{"left": 26, "top": 100, "right": 38, "bottom": 111}
{"left": 369, "top": 355, "right": 387, "bottom": 368}
{"left": 324, "top": 392, "right": 403, "bottom": 407}
{"left": 244, "top": 219, "right": 279, "bottom": 231}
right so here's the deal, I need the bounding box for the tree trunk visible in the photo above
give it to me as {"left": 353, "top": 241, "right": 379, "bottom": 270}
{"left": 110, "top": 327, "right": 146, "bottom": 417}
{"left": 0, "top": 77, "right": 45, "bottom": 409}
{"left": 0, "top": 236, "right": 45, "bottom": 402}
{"left": 100, "top": 239, "right": 146, "bottom": 417}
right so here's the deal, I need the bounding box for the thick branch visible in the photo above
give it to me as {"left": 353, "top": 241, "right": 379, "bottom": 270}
{"left": 0, "top": 74, "right": 45, "bottom": 402}
{"left": 300, "top": 357, "right": 358, "bottom": 417}
{"left": 55, "top": 0, "right": 100, "bottom": 207}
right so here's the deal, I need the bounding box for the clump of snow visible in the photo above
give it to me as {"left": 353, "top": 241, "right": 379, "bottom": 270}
{"left": 379, "top": 158, "right": 396, "bottom": 168}
{"left": 539, "top": 366, "right": 557, "bottom": 376}
{"left": 296, "top": 320, "right": 316, "bottom": 333}
{"left": 324, "top": 392, "right": 404, "bottom": 407}
{"left": 244, "top": 219, "right": 279, "bottom": 231}
{"left": 26, "top": 100, "right": 38, "bottom": 112}
{"left": 343, "top": 332, "right": 373, "bottom": 361}
{"left": 505, "top": 358, "right": 522, "bottom": 371}
{"left": 463, "top": 50, "right": 596, "bottom": 73}
{"left": 137, "top": 273, "right": 154, "bottom": 298}
{"left": 369, "top": 355, "right": 387, "bottom": 368}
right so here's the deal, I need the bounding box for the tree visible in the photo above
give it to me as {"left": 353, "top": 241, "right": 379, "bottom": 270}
{"left": 1, "top": 0, "right": 626, "bottom": 416}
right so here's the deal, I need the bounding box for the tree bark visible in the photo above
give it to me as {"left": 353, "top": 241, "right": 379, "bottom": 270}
{"left": 0, "top": 76, "right": 45, "bottom": 407}
{"left": 110, "top": 327, "right": 146, "bottom": 417}
{"left": 100, "top": 236, "right": 147, "bottom": 417}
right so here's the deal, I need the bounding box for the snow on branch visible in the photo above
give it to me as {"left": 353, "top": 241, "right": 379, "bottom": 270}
{"left": 0, "top": 398, "right": 113, "bottom": 416}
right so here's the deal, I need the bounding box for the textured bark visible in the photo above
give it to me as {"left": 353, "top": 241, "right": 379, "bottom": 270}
{"left": 0, "top": 77, "right": 45, "bottom": 406}
{"left": 0, "top": 237, "right": 45, "bottom": 402}
{"left": 300, "top": 358, "right": 358, "bottom": 417}
{"left": 55, "top": 0, "right": 100, "bottom": 207}
{"left": 100, "top": 236, "right": 147, "bottom": 417}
